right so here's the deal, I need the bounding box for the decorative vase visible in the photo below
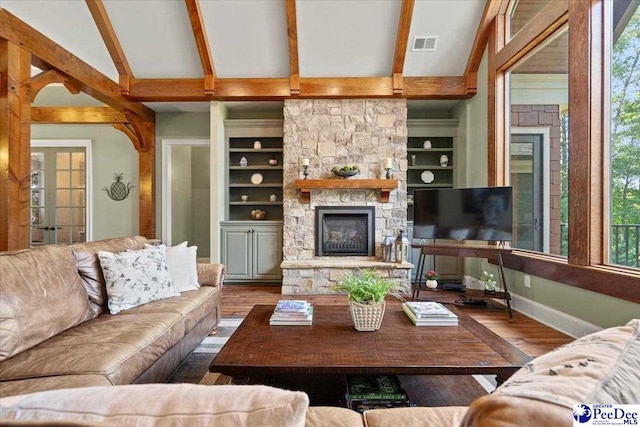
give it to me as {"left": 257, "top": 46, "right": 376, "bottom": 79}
{"left": 439, "top": 155, "right": 449, "bottom": 167}
{"left": 349, "top": 299, "right": 386, "bottom": 331}
{"left": 253, "top": 140, "right": 262, "bottom": 149}
{"left": 426, "top": 279, "right": 438, "bottom": 289}
{"left": 484, "top": 280, "right": 497, "bottom": 294}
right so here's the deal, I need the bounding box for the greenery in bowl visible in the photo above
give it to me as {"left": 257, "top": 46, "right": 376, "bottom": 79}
{"left": 331, "top": 165, "right": 360, "bottom": 178}
{"left": 333, "top": 269, "right": 406, "bottom": 304}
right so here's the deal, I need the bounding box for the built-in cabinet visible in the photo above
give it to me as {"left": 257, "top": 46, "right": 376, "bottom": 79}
{"left": 407, "top": 119, "right": 462, "bottom": 281}
{"left": 222, "top": 120, "right": 284, "bottom": 283}
{"left": 221, "top": 222, "right": 283, "bottom": 281}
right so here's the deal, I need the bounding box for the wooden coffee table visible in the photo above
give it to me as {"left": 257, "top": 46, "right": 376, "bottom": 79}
{"left": 210, "top": 304, "right": 530, "bottom": 384}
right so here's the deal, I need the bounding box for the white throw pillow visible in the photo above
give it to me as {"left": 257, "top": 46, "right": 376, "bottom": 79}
{"left": 98, "top": 246, "right": 180, "bottom": 314}
{"left": 146, "top": 242, "right": 199, "bottom": 292}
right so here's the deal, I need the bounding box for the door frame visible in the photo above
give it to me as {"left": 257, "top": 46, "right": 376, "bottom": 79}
{"left": 31, "top": 139, "right": 93, "bottom": 242}
{"left": 161, "top": 139, "right": 209, "bottom": 248}
{"left": 510, "top": 127, "right": 551, "bottom": 253}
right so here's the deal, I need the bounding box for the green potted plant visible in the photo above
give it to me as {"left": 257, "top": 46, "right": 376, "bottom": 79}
{"left": 425, "top": 269, "right": 439, "bottom": 289}
{"left": 334, "top": 269, "right": 406, "bottom": 331}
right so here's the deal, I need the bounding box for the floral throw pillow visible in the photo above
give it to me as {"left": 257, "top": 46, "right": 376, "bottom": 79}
{"left": 98, "top": 246, "right": 180, "bottom": 314}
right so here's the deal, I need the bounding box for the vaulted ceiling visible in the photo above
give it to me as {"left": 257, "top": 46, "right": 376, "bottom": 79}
{"left": 1, "top": 0, "right": 492, "bottom": 113}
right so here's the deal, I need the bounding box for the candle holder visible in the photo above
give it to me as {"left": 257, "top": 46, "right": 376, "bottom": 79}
{"left": 302, "top": 164, "right": 309, "bottom": 179}
{"left": 385, "top": 167, "right": 393, "bottom": 179}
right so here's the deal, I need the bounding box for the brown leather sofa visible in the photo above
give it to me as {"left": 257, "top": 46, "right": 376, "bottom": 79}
{"left": 0, "top": 319, "right": 637, "bottom": 426}
{"left": 0, "top": 236, "right": 224, "bottom": 398}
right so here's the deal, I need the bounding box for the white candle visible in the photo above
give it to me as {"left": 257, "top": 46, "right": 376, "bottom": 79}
{"left": 384, "top": 158, "right": 392, "bottom": 169}
{"left": 301, "top": 158, "right": 310, "bottom": 166}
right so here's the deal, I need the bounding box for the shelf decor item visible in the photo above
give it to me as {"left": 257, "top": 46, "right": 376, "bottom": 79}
{"left": 333, "top": 269, "right": 406, "bottom": 332}
{"left": 394, "top": 230, "right": 410, "bottom": 263}
{"left": 301, "top": 158, "right": 310, "bottom": 179}
{"left": 250, "top": 173, "right": 263, "bottom": 185}
{"left": 269, "top": 194, "right": 277, "bottom": 202}
{"left": 383, "top": 158, "right": 393, "bottom": 179}
{"left": 381, "top": 234, "right": 395, "bottom": 263}
{"left": 420, "top": 170, "right": 434, "bottom": 184}
{"left": 440, "top": 154, "right": 449, "bottom": 167}
{"left": 239, "top": 157, "right": 248, "bottom": 167}
{"left": 253, "top": 140, "right": 262, "bottom": 149}
{"left": 480, "top": 270, "right": 497, "bottom": 294}
{"left": 423, "top": 140, "right": 432, "bottom": 149}
{"left": 241, "top": 195, "right": 248, "bottom": 202}
{"left": 251, "top": 209, "right": 266, "bottom": 220}
{"left": 411, "top": 155, "right": 417, "bottom": 166}
{"left": 425, "top": 270, "right": 439, "bottom": 289}
{"left": 269, "top": 155, "right": 278, "bottom": 166}
{"left": 331, "top": 165, "right": 360, "bottom": 178}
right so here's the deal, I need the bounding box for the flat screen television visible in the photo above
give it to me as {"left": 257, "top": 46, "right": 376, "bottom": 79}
{"left": 413, "top": 187, "right": 513, "bottom": 241}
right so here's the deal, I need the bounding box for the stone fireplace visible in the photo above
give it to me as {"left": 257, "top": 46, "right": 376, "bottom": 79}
{"left": 316, "top": 206, "right": 375, "bottom": 257}
{"left": 281, "top": 99, "right": 411, "bottom": 294}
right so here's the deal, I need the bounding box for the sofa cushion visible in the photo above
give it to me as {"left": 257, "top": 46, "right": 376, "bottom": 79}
{"left": 364, "top": 406, "right": 468, "bottom": 427}
{"left": 0, "top": 245, "right": 95, "bottom": 362}
{"left": 147, "top": 242, "right": 200, "bottom": 292}
{"left": 99, "top": 246, "right": 180, "bottom": 314}
{"left": 0, "top": 312, "right": 185, "bottom": 385}
{"left": 70, "top": 236, "right": 148, "bottom": 314}
{"left": 461, "top": 319, "right": 640, "bottom": 427}
{"left": 0, "top": 375, "right": 112, "bottom": 399}
{"left": 0, "top": 384, "right": 310, "bottom": 426}
{"left": 306, "top": 407, "right": 364, "bottom": 427}
{"left": 121, "top": 286, "right": 217, "bottom": 331}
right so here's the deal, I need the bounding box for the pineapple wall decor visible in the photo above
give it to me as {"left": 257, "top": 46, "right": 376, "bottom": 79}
{"left": 103, "top": 173, "right": 134, "bottom": 201}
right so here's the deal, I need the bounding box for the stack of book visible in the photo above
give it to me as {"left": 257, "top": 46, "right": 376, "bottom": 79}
{"left": 345, "top": 375, "right": 412, "bottom": 413}
{"left": 269, "top": 300, "right": 313, "bottom": 326}
{"left": 402, "top": 301, "right": 458, "bottom": 326}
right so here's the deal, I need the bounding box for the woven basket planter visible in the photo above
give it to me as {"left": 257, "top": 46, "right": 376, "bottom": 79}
{"left": 349, "top": 299, "right": 386, "bottom": 331}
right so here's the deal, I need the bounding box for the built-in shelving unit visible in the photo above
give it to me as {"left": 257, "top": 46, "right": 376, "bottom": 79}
{"left": 227, "top": 137, "right": 283, "bottom": 221}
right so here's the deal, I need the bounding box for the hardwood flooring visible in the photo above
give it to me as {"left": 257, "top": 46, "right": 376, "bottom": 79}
{"left": 220, "top": 284, "right": 573, "bottom": 358}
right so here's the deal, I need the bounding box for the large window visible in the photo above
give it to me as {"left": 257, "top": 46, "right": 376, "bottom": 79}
{"left": 491, "top": 0, "right": 639, "bottom": 301}
{"left": 609, "top": 2, "right": 640, "bottom": 269}
{"left": 508, "top": 28, "right": 568, "bottom": 256}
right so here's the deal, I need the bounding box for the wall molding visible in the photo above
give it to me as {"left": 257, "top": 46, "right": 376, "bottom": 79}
{"left": 508, "top": 293, "right": 601, "bottom": 338}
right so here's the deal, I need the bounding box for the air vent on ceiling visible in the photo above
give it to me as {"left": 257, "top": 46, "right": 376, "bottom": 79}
{"left": 412, "top": 36, "right": 438, "bottom": 52}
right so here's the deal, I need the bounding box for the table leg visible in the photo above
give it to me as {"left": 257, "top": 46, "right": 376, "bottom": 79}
{"left": 412, "top": 252, "right": 427, "bottom": 300}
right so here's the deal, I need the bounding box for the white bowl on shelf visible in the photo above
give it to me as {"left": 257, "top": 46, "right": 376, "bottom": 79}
{"left": 250, "top": 173, "right": 263, "bottom": 185}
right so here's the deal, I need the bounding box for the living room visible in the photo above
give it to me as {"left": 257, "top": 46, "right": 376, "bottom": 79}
{"left": 1, "top": 0, "right": 639, "bottom": 425}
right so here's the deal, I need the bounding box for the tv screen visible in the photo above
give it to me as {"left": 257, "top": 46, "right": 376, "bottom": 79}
{"left": 413, "top": 187, "right": 513, "bottom": 241}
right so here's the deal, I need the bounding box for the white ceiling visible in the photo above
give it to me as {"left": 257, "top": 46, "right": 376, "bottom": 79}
{"left": 1, "top": 0, "right": 485, "bottom": 111}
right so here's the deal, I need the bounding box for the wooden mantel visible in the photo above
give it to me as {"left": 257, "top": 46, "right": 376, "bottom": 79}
{"left": 293, "top": 179, "right": 399, "bottom": 203}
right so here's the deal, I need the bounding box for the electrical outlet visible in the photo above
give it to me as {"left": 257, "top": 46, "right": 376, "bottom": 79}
{"left": 524, "top": 275, "right": 531, "bottom": 288}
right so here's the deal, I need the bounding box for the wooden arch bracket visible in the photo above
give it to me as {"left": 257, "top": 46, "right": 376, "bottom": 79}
{"left": 30, "top": 69, "right": 79, "bottom": 101}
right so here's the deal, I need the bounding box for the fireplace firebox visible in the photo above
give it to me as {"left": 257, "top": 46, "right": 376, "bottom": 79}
{"left": 315, "top": 206, "right": 375, "bottom": 256}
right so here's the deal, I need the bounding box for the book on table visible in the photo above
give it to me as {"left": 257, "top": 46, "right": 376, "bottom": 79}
{"left": 402, "top": 303, "right": 458, "bottom": 326}
{"left": 269, "top": 300, "right": 313, "bottom": 326}
{"left": 345, "top": 375, "right": 411, "bottom": 412}
{"left": 404, "top": 301, "right": 456, "bottom": 318}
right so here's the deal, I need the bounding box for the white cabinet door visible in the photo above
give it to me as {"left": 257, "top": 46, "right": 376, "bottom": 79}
{"left": 253, "top": 226, "right": 282, "bottom": 280}
{"left": 221, "top": 226, "right": 252, "bottom": 280}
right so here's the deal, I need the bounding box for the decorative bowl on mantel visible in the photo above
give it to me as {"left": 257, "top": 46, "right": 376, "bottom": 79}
{"left": 331, "top": 166, "right": 360, "bottom": 178}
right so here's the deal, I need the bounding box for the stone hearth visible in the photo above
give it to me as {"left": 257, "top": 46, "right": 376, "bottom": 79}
{"left": 281, "top": 99, "right": 410, "bottom": 294}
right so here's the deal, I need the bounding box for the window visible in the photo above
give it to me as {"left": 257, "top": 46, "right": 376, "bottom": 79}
{"left": 508, "top": 0, "right": 553, "bottom": 40}
{"left": 508, "top": 28, "right": 568, "bottom": 256}
{"left": 609, "top": 2, "right": 640, "bottom": 269}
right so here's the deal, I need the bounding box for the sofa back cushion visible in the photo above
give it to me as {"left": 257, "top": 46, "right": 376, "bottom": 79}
{"left": 69, "top": 236, "right": 147, "bottom": 314}
{"left": 0, "top": 245, "right": 95, "bottom": 361}
{"left": 461, "top": 318, "right": 640, "bottom": 427}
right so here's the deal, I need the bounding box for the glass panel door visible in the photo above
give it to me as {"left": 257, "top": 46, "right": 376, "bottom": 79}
{"left": 30, "top": 147, "right": 86, "bottom": 246}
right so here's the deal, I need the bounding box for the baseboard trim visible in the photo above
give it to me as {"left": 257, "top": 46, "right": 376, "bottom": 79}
{"left": 508, "top": 293, "right": 601, "bottom": 338}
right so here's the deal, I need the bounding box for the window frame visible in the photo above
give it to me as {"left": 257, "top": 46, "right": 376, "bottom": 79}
{"left": 490, "top": 0, "right": 640, "bottom": 304}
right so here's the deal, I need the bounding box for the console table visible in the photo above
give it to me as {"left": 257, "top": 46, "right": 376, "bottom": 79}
{"left": 412, "top": 242, "right": 513, "bottom": 318}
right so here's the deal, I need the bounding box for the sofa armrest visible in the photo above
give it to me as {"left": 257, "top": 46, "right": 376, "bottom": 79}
{"left": 197, "top": 263, "right": 225, "bottom": 288}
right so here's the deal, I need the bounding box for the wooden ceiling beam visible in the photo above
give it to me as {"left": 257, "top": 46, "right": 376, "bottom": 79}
{"left": 128, "top": 76, "right": 472, "bottom": 101}
{"left": 31, "top": 69, "right": 75, "bottom": 101}
{"left": 185, "top": 0, "right": 216, "bottom": 95}
{"left": 31, "top": 106, "right": 128, "bottom": 124}
{"left": 464, "top": 0, "right": 502, "bottom": 82}
{"left": 0, "top": 9, "right": 154, "bottom": 121}
{"left": 85, "top": 0, "right": 134, "bottom": 95}
{"left": 392, "top": 0, "right": 415, "bottom": 94}
{"left": 285, "top": 0, "right": 300, "bottom": 95}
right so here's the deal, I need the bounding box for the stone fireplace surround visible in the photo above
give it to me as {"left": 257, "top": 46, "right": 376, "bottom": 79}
{"left": 281, "top": 99, "right": 412, "bottom": 294}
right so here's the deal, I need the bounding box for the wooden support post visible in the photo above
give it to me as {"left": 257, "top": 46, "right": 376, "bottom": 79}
{"left": 137, "top": 122, "right": 156, "bottom": 239}
{"left": 0, "top": 41, "right": 32, "bottom": 251}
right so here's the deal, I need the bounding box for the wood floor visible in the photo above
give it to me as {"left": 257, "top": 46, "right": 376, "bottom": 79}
{"left": 221, "top": 284, "right": 573, "bottom": 358}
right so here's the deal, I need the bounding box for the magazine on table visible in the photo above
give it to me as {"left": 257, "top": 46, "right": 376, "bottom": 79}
{"left": 402, "top": 304, "right": 458, "bottom": 326}
{"left": 404, "top": 301, "right": 457, "bottom": 318}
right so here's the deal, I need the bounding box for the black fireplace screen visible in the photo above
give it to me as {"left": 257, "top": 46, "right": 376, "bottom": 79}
{"left": 315, "top": 206, "right": 375, "bottom": 256}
